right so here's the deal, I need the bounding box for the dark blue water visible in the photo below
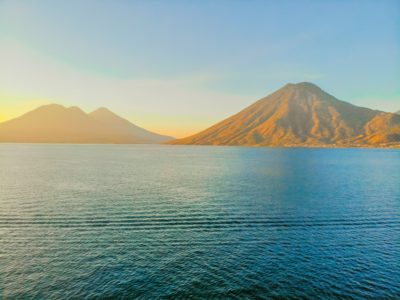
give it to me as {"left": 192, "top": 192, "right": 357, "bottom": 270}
{"left": 0, "top": 144, "right": 399, "bottom": 299}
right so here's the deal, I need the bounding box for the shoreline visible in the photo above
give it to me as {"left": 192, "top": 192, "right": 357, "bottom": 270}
{"left": 0, "top": 142, "right": 399, "bottom": 149}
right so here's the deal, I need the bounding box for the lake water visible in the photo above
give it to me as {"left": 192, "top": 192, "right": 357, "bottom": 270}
{"left": 0, "top": 144, "right": 399, "bottom": 299}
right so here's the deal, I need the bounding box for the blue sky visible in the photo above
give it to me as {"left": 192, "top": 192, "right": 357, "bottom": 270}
{"left": 0, "top": 0, "right": 399, "bottom": 136}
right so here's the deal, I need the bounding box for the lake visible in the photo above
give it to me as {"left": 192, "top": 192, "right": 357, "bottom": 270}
{"left": 0, "top": 144, "right": 399, "bottom": 299}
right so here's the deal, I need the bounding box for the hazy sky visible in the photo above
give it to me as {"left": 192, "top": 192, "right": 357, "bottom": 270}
{"left": 0, "top": 0, "right": 399, "bottom": 137}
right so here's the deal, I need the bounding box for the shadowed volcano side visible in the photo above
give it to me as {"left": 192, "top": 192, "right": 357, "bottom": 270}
{"left": 89, "top": 107, "right": 173, "bottom": 143}
{"left": 169, "top": 83, "right": 400, "bottom": 147}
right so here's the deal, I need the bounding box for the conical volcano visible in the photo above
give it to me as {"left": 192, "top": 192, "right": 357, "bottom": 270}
{"left": 170, "top": 82, "right": 400, "bottom": 147}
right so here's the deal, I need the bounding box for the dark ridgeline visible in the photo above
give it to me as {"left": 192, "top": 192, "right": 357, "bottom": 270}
{"left": 170, "top": 82, "right": 400, "bottom": 147}
{"left": 0, "top": 104, "right": 173, "bottom": 144}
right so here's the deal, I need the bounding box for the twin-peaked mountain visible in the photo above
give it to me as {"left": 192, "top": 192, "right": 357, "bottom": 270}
{"left": 0, "top": 104, "right": 173, "bottom": 144}
{"left": 170, "top": 82, "right": 400, "bottom": 147}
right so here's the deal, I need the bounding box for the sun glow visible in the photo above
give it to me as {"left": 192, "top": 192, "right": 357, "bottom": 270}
{"left": 0, "top": 92, "right": 50, "bottom": 123}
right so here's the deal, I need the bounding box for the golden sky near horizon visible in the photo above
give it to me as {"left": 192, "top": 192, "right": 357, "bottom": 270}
{"left": 0, "top": 93, "right": 50, "bottom": 123}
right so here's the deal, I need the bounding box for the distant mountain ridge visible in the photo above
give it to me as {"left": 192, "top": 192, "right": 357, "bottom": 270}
{"left": 170, "top": 82, "right": 400, "bottom": 147}
{"left": 0, "top": 104, "right": 173, "bottom": 144}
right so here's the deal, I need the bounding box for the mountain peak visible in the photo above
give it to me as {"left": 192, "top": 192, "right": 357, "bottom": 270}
{"left": 91, "top": 107, "right": 113, "bottom": 114}
{"left": 34, "top": 104, "right": 86, "bottom": 115}
{"left": 35, "top": 103, "right": 66, "bottom": 111}
{"left": 89, "top": 107, "right": 120, "bottom": 119}
{"left": 171, "top": 83, "right": 400, "bottom": 147}
{"left": 283, "top": 82, "right": 322, "bottom": 92}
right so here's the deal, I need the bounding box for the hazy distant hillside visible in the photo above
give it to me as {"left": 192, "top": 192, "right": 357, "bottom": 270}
{"left": 88, "top": 107, "right": 173, "bottom": 143}
{"left": 0, "top": 104, "right": 173, "bottom": 144}
{"left": 170, "top": 83, "right": 400, "bottom": 147}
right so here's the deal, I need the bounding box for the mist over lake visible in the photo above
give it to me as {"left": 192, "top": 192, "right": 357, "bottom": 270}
{"left": 1, "top": 144, "right": 399, "bottom": 299}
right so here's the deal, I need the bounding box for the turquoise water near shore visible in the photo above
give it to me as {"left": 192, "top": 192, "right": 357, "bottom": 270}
{"left": 0, "top": 144, "right": 399, "bottom": 299}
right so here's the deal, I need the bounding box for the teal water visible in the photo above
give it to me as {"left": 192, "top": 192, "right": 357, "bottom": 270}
{"left": 0, "top": 144, "right": 399, "bottom": 299}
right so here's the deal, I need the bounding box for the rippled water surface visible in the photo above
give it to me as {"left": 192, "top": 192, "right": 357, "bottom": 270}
{"left": 0, "top": 144, "right": 399, "bottom": 299}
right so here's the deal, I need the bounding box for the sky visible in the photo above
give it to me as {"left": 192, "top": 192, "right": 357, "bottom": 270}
{"left": 0, "top": 0, "right": 399, "bottom": 137}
